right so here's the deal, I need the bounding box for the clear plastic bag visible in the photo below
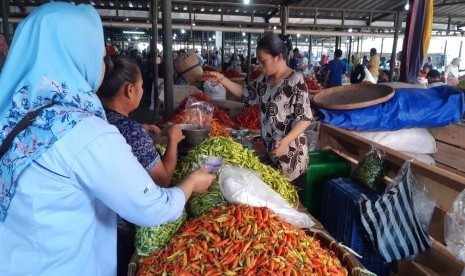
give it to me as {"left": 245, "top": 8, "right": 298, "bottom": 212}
{"left": 445, "top": 189, "right": 465, "bottom": 262}
{"left": 134, "top": 210, "right": 187, "bottom": 256}
{"left": 186, "top": 154, "right": 227, "bottom": 217}
{"left": 352, "top": 146, "right": 387, "bottom": 193}
{"left": 195, "top": 154, "right": 224, "bottom": 174}
{"left": 184, "top": 96, "right": 215, "bottom": 127}
{"left": 305, "top": 121, "right": 321, "bottom": 152}
{"left": 218, "top": 165, "right": 315, "bottom": 229}
{"left": 411, "top": 176, "right": 436, "bottom": 232}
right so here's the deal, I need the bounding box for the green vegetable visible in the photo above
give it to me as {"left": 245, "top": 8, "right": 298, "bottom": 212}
{"left": 352, "top": 147, "right": 387, "bottom": 192}
{"left": 172, "top": 136, "right": 299, "bottom": 207}
{"left": 154, "top": 143, "right": 166, "bottom": 155}
{"left": 456, "top": 80, "right": 465, "bottom": 92}
{"left": 187, "top": 180, "right": 228, "bottom": 217}
{"left": 135, "top": 210, "right": 187, "bottom": 256}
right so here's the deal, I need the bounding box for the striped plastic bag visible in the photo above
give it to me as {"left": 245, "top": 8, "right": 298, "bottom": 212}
{"left": 358, "top": 161, "right": 432, "bottom": 263}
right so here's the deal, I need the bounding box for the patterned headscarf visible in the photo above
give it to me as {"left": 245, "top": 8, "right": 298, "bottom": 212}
{"left": 0, "top": 2, "right": 105, "bottom": 221}
{"left": 0, "top": 34, "right": 8, "bottom": 57}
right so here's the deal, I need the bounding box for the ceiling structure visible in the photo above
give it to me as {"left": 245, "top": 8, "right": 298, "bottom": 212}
{"left": 3, "top": 0, "right": 465, "bottom": 45}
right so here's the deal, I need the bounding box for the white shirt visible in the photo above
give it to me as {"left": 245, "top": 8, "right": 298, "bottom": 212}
{"left": 0, "top": 116, "right": 185, "bottom": 276}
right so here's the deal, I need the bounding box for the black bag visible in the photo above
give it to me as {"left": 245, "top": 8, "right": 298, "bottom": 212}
{"left": 358, "top": 161, "right": 432, "bottom": 263}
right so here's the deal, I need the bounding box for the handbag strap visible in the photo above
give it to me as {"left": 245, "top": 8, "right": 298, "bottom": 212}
{"left": 0, "top": 102, "right": 55, "bottom": 160}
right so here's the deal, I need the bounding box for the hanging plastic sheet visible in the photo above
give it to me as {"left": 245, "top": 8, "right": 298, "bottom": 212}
{"left": 316, "top": 85, "right": 465, "bottom": 131}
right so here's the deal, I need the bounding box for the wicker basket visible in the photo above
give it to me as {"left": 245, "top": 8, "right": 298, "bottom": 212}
{"left": 173, "top": 50, "right": 204, "bottom": 84}
{"left": 128, "top": 228, "right": 372, "bottom": 276}
{"left": 311, "top": 83, "right": 395, "bottom": 110}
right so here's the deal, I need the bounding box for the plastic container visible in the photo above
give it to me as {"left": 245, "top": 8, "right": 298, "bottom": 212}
{"left": 305, "top": 150, "right": 351, "bottom": 219}
{"left": 321, "top": 178, "right": 391, "bottom": 276}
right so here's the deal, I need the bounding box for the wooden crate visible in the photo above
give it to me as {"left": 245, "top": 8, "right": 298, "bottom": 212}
{"left": 318, "top": 123, "right": 465, "bottom": 274}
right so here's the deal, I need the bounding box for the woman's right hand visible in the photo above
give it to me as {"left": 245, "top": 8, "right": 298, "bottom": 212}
{"left": 186, "top": 168, "right": 216, "bottom": 193}
{"left": 167, "top": 124, "right": 185, "bottom": 144}
{"left": 202, "top": 71, "right": 225, "bottom": 84}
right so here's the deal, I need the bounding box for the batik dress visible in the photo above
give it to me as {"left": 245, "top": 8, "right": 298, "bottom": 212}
{"left": 105, "top": 109, "right": 161, "bottom": 172}
{"left": 243, "top": 71, "right": 313, "bottom": 181}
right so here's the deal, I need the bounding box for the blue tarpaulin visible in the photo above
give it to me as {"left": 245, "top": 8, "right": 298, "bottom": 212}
{"left": 316, "top": 85, "right": 465, "bottom": 131}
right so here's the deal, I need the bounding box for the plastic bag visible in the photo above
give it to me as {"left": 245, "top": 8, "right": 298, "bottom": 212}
{"left": 363, "top": 67, "right": 377, "bottom": 84}
{"left": 359, "top": 161, "right": 432, "bottom": 263}
{"left": 305, "top": 121, "right": 321, "bottom": 152}
{"left": 184, "top": 96, "right": 215, "bottom": 127}
{"left": 134, "top": 210, "right": 187, "bottom": 256}
{"left": 445, "top": 189, "right": 465, "bottom": 262}
{"left": 218, "top": 165, "right": 315, "bottom": 229}
{"left": 203, "top": 81, "right": 226, "bottom": 100}
{"left": 195, "top": 154, "right": 224, "bottom": 174}
{"left": 187, "top": 180, "right": 228, "bottom": 217}
{"left": 411, "top": 176, "right": 436, "bottom": 232}
{"left": 185, "top": 154, "right": 227, "bottom": 217}
{"left": 352, "top": 146, "right": 387, "bottom": 193}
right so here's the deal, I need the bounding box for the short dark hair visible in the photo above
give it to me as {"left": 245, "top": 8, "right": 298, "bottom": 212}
{"left": 257, "top": 34, "right": 293, "bottom": 60}
{"left": 98, "top": 55, "right": 141, "bottom": 98}
{"left": 334, "top": 49, "right": 342, "bottom": 58}
{"left": 370, "top": 48, "right": 377, "bottom": 55}
{"left": 427, "top": 69, "right": 441, "bottom": 79}
{"left": 293, "top": 48, "right": 299, "bottom": 53}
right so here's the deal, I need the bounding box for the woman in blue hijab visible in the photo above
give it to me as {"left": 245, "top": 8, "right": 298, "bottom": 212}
{"left": 0, "top": 2, "right": 214, "bottom": 275}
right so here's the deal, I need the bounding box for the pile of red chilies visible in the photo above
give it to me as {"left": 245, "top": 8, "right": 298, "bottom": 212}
{"left": 234, "top": 105, "right": 260, "bottom": 130}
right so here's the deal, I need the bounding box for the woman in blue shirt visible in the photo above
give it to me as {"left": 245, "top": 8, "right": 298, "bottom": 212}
{"left": 0, "top": 3, "right": 215, "bottom": 275}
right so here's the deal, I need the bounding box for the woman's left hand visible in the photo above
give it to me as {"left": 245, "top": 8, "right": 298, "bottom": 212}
{"left": 272, "top": 139, "right": 287, "bottom": 157}
{"left": 142, "top": 124, "right": 162, "bottom": 135}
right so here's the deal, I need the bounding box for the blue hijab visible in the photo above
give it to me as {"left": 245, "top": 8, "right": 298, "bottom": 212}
{"left": 0, "top": 2, "right": 105, "bottom": 221}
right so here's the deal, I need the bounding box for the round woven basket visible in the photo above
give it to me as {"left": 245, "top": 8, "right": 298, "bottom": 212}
{"left": 127, "top": 228, "right": 373, "bottom": 276}
{"left": 173, "top": 50, "right": 204, "bottom": 84}
{"left": 312, "top": 83, "right": 395, "bottom": 110}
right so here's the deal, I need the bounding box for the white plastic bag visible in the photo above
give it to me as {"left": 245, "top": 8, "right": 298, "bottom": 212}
{"left": 363, "top": 67, "right": 377, "bottom": 84}
{"left": 445, "top": 189, "right": 465, "bottom": 262}
{"left": 203, "top": 81, "right": 226, "bottom": 100}
{"left": 219, "top": 165, "right": 315, "bottom": 229}
{"left": 305, "top": 121, "right": 321, "bottom": 152}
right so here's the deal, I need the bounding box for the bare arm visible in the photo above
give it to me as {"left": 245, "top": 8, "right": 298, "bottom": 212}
{"left": 204, "top": 71, "right": 243, "bottom": 98}
{"left": 149, "top": 125, "right": 184, "bottom": 187}
{"left": 273, "top": 120, "right": 312, "bottom": 157}
{"left": 176, "top": 168, "right": 216, "bottom": 203}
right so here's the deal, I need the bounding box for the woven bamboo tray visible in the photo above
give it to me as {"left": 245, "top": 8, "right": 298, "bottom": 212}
{"left": 127, "top": 228, "right": 373, "bottom": 276}
{"left": 312, "top": 83, "right": 395, "bottom": 110}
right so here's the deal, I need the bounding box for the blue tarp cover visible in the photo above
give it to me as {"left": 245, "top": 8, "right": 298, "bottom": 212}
{"left": 316, "top": 85, "right": 465, "bottom": 131}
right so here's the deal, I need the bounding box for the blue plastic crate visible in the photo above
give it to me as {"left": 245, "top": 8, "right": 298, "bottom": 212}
{"left": 321, "top": 178, "right": 391, "bottom": 276}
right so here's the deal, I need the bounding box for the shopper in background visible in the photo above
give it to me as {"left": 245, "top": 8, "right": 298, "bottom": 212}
{"left": 325, "top": 49, "right": 346, "bottom": 88}
{"left": 290, "top": 48, "right": 301, "bottom": 70}
{"left": 316, "top": 54, "right": 329, "bottom": 83}
{"left": 427, "top": 69, "right": 446, "bottom": 88}
{"left": 444, "top": 57, "right": 461, "bottom": 86}
{"left": 423, "top": 56, "right": 433, "bottom": 69}
{"left": 0, "top": 3, "right": 215, "bottom": 275}
{"left": 350, "top": 53, "right": 365, "bottom": 84}
{"left": 0, "top": 34, "right": 8, "bottom": 72}
{"left": 203, "top": 34, "right": 313, "bottom": 203}
{"left": 378, "top": 70, "right": 390, "bottom": 83}
{"left": 368, "top": 48, "right": 380, "bottom": 82}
